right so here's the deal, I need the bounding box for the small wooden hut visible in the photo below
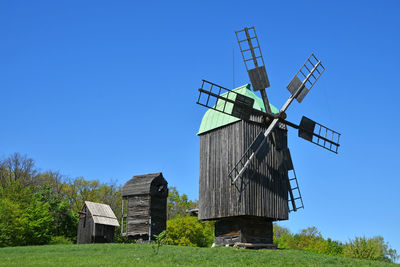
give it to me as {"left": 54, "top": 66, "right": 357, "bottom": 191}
{"left": 77, "top": 201, "right": 120, "bottom": 244}
{"left": 121, "top": 172, "right": 168, "bottom": 241}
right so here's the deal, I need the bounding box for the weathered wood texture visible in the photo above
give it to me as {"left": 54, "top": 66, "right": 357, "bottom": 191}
{"left": 122, "top": 173, "right": 168, "bottom": 239}
{"left": 94, "top": 224, "right": 115, "bottom": 243}
{"left": 214, "top": 216, "right": 274, "bottom": 246}
{"left": 125, "top": 195, "right": 151, "bottom": 236}
{"left": 77, "top": 205, "right": 94, "bottom": 244}
{"left": 122, "top": 172, "right": 168, "bottom": 197}
{"left": 77, "top": 202, "right": 118, "bottom": 244}
{"left": 199, "top": 120, "right": 289, "bottom": 221}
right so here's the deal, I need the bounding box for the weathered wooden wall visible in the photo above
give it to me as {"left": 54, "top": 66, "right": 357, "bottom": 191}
{"left": 125, "top": 195, "right": 151, "bottom": 237}
{"left": 94, "top": 224, "right": 115, "bottom": 243}
{"left": 124, "top": 195, "right": 167, "bottom": 238}
{"left": 199, "top": 120, "right": 289, "bottom": 221}
{"left": 214, "top": 216, "right": 273, "bottom": 246}
{"left": 77, "top": 205, "right": 117, "bottom": 244}
{"left": 122, "top": 173, "right": 168, "bottom": 239}
{"left": 77, "top": 206, "right": 94, "bottom": 244}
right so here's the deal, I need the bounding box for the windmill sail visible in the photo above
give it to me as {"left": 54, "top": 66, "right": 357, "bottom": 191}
{"left": 196, "top": 80, "right": 264, "bottom": 122}
{"left": 235, "top": 27, "right": 270, "bottom": 90}
{"left": 282, "top": 148, "right": 304, "bottom": 212}
{"left": 286, "top": 53, "right": 325, "bottom": 103}
{"left": 236, "top": 26, "right": 272, "bottom": 114}
{"left": 229, "top": 53, "right": 325, "bottom": 184}
{"left": 298, "top": 116, "right": 341, "bottom": 153}
{"left": 231, "top": 94, "right": 255, "bottom": 121}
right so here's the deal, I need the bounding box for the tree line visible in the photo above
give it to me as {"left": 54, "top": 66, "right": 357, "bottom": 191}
{"left": 273, "top": 224, "right": 399, "bottom": 262}
{"left": 0, "top": 152, "right": 398, "bottom": 263}
{"left": 0, "top": 153, "right": 121, "bottom": 246}
{"left": 0, "top": 152, "right": 199, "bottom": 246}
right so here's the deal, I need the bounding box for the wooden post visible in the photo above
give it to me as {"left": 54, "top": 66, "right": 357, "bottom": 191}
{"left": 148, "top": 216, "right": 152, "bottom": 242}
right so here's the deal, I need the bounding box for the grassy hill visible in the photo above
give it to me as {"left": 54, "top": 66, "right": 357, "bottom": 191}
{"left": 0, "top": 243, "right": 397, "bottom": 266}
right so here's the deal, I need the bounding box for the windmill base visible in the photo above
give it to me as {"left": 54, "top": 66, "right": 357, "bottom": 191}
{"left": 213, "top": 216, "right": 276, "bottom": 249}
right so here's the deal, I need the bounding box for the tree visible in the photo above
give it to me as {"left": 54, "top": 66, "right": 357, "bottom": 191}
{"left": 273, "top": 223, "right": 290, "bottom": 242}
{"left": 0, "top": 180, "right": 54, "bottom": 246}
{"left": 61, "top": 176, "right": 121, "bottom": 223}
{"left": 34, "top": 185, "right": 78, "bottom": 241}
{"left": 0, "top": 197, "right": 27, "bottom": 247}
{"left": 24, "top": 198, "right": 54, "bottom": 245}
{"left": 167, "top": 186, "right": 197, "bottom": 219}
{"left": 0, "top": 152, "right": 126, "bottom": 247}
{"left": 0, "top": 153, "right": 37, "bottom": 185}
{"left": 36, "top": 171, "right": 66, "bottom": 196}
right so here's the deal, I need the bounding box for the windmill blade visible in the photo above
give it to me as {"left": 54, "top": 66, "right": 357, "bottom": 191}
{"left": 229, "top": 118, "right": 280, "bottom": 184}
{"left": 229, "top": 54, "right": 326, "bottom": 184}
{"left": 286, "top": 53, "right": 325, "bottom": 103}
{"left": 196, "top": 80, "right": 267, "bottom": 122}
{"left": 235, "top": 26, "right": 272, "bottom": 114}
{"left": 235, "top": 27, "right": 270, "bottom": 90}
{"left": 298, "top": 116, "right": 341, "bottom": 153}
{"left": 282, "top": 148, "right": 304, "bottom": 212}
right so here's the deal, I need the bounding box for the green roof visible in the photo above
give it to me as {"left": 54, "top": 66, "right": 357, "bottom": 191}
{"left": 197, "top": 84, "right": 279, "bottom": 135}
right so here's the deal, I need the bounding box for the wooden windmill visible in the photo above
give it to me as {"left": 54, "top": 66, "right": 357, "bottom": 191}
{"left": 196, "top": 26, "right": 341, "bottom": 248}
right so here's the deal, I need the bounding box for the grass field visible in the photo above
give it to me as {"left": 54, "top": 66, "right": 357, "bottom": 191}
{"left": 0, "top": 243, "right": 397, "bottom": 266}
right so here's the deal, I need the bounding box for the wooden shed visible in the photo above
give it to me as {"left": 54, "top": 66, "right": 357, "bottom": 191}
{"left": 77, "top": 201, "right": 120, "bottom": 244}
{"left": 121, "top": 172, "right": 168, "bottom": 241}
{"left": 198, "top": 84, "right": 289, "bottom": 247}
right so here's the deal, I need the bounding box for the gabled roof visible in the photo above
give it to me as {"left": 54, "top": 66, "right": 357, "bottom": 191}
{"left": 122, "top": 172, "right": 168, "bottom": 197}
{"left": 84, "top": 201, "right": 120, "bottom": 227}
{"left": 197, "top": 84, "right": 279, "bottom": 135}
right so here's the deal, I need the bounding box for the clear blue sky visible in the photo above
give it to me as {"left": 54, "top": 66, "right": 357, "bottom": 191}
{"left": 1, "top": 0, "right": 400, "bottom": 252}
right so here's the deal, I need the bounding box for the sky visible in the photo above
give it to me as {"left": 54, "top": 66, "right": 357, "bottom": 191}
{"left": 1, "top": 0, "right": 400, "bottom": 253}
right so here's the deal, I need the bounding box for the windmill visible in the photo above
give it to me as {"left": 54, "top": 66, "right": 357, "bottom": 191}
{"left": 196, "top": 26, "right": 341, "bottom": 248}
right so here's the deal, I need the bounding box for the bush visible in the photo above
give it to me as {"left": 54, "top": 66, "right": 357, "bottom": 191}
{"left": 276, "top": 226, "right": 328, "bottom": 253}
{"left": 276, "top": 232, "right": 296, "bottom": 249}
{"left": 164, "top": 216, "right": 214, "bottom": 247}
{"left": 344, "top": 236, "right": 398, "bottom": 262}
{"left": 49, "top": 236, "right": 73, "bottom": 245}
{"left": 275, "top": 226, "right": 346, "bottom": 256}
{"left": 274, "top": 225, "right": 398, "bottom": 263}
{"left": 326, "top": 238, "right": 344, "bottom": 256}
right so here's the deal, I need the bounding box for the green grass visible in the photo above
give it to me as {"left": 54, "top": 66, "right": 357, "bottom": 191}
{"left": 0, "top": 243, "right": 397, "bottom": 266}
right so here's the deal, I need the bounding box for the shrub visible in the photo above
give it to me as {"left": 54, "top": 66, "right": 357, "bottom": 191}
{"left": 49, "top": 236, "right": 73, "bottom": 245}
{"left": 344, "top": 236, "right": 398, "bottom": 262}
{"left": 326, "top": 238, "right": 344, "bottom": 256}
{"left": 276, "top": 232, "right": 296, "bottom": 249}
{"left": 275, "top": 226, "right": 345, "bottom": 256}
{"left": 164, "top": 216, "right": 214, "bottom": 247}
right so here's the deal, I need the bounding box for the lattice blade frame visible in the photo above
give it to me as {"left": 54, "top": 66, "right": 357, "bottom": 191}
{"left": 196, "top": 80, "right": 260, "bottom": 121}
{"left": 298, "top": 116, "right": 341, "bottom": 153}
{"left": 235, "top": 27, "right": 270, "bottom": 90}
{"left": 287, "top": 53, "right": 325, "bottom": 103}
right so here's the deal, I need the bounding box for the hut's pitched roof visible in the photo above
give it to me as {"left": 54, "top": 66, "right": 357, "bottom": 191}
{"left": 84, "top": 201, "right": 120, "bottom": 227}
{"left": 122, "top": 172, "right": 167, "bottom": 197}
{"left": 197, "top": 84, "right": 279, "bottom": 135}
